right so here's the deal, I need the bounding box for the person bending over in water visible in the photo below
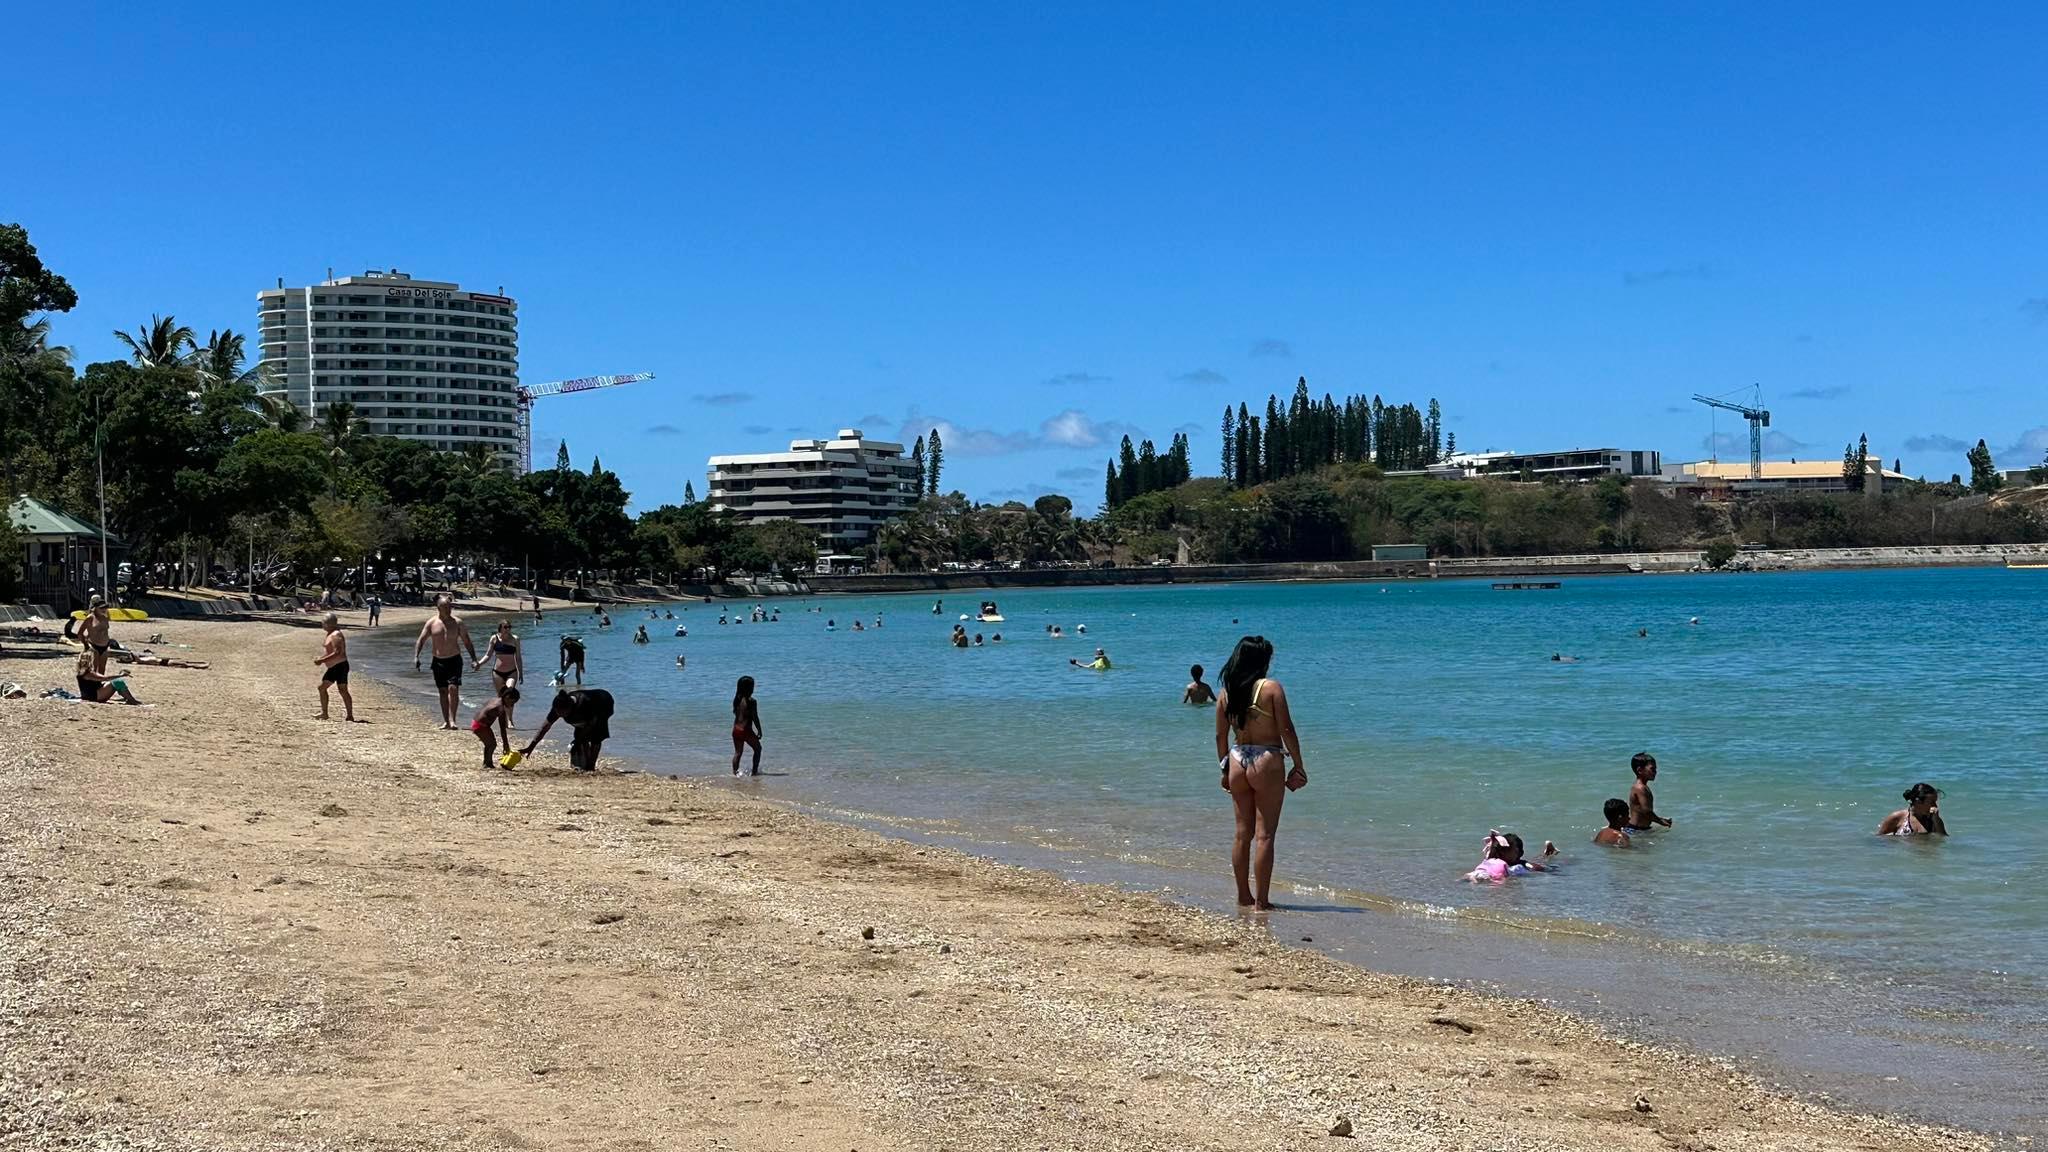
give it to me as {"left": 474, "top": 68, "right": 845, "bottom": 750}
{"left": 472, "top": 687, "right": 519, "bottom": 771}
{"left": 1878, "top": 782, "right": 1947, "bottom": 836}
{"left": 1593, "top": 798, "right": 1633, "bottom": 846}
{"left": 1465, "top": 830, "right": 1558, "bottom": 882}
{"left": 1213, "top": 636, "right": 1306, "bottom": 910}
{"left": 1182, "top": 663, "right": 1216, "bottom": 706}
{"left": 558, "top": 635, "right": 586, "bottom": 685}
{"left": 730, "top": 675, "right": 763, "bottom": 776}
{"left": 1628, "top": 751, "right": 1673, "bottom": 831}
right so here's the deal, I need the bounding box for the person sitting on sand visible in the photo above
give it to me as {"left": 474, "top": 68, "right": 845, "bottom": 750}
{"left": 730, "top": 675, "right": 763, "bottom": 776}
{"left": 471, "top": 687, "right": 519, "bottom": 770}
{"left": 1182, "top": 663, "right": 1216, "bottom": 706}
{"left": 1213, "top": 636, "right": 1306, "bottom": 910}
{"left": 1070, "top": 647, "right": 1111, "bottom": 671}
{"left": 74, "top": 649, "right": 142, "bottom": 705}
{"left": 1593, "top": 798, "right": 1633, "bottom": 846}
{"left": 521, "top": 687, "right": 615, "bottom": 773}
{"left": 558, "top": 635, "right": 586, "bottom": 686}
{"left": 1628, "top": 752, "right": 1673, "bottom": 831}
{"left": 1465, "top": 830, "right": 1558, "bottom": 882}
{"left": 1878, "top": 782, "right": 1948, "bottom": 837}
{"left": 315, "top": 613, "right": 355, "bottom": 722}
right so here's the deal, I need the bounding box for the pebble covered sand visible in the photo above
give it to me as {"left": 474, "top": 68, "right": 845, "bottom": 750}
{"left": 0, "top": 607, "right": 1994, "bottom": 1150}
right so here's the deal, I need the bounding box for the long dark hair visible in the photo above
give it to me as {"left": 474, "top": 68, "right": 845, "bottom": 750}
{"left": 733, "top": 675, "right": 755, "bottom": 714}
{"left": 1904, "top": 782, "right": 1940, "bottom": 805}
{"left": 1220, "top": 636, "right": 1274, "bottom": 727}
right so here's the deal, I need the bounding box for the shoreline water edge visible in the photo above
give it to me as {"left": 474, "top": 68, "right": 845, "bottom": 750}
{"left": 1, "top": 592, "right": 2033, "bottom": 1148}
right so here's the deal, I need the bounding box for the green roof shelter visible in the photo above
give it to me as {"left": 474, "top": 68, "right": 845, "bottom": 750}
{"left": 8, "top": 495, "right": 126, "bottom": 609}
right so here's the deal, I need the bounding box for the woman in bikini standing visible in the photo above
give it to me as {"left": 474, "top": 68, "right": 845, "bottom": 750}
{"left": 1213, "top": 636, "right": 1306, "bottom": 910}
{"left": 481, "top": 620, "right": 524, "bottom": 726}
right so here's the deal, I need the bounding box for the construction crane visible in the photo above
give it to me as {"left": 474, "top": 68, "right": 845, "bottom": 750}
{"left": 1693, "top": 387, "right": 1771, "bottom": 481}
{"left": 517, "top": 373, "right": 655, "bottom": 472}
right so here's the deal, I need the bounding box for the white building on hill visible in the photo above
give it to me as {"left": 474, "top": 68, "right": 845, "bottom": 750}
{"left": 705, "top": 429, "right": 923, "bottom": 550}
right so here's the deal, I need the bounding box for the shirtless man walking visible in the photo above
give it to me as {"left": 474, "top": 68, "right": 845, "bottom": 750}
{"left": 412, "top": 593, "right": 477, "bottom": 730}
{"left": 314, "top": 612, "right": 356, "bottom": 721}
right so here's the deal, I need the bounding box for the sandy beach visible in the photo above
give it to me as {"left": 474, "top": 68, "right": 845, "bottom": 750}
{"left": 0, "top": 609, "right": 1989, "bottom": 1151}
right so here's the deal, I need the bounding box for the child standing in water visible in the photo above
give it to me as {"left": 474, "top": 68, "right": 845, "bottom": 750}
{"left": 730, "top": 676, "right": 763, "bottom": 776}
{"left": 1593, "top": 798, "right": 1633, "bottom": 846}
{"left": 1628, "top": 751, "right": 1673, "bottom": 831}
{"left": 1182, "top": 663, "right": 1216, "bottom": 706}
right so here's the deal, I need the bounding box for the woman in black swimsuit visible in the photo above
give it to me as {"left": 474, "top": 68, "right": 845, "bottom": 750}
{"left": 482, "top": 620, "right": 524, "bottom": 725}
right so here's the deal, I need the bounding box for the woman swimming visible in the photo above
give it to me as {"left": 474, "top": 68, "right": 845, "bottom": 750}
{"left": 1877, "top": 782, "right": 1947, "bottom": 836}
{"left": 730, "top": 675, "right": 763, "bottom": 777}
{"left": 1212, "top": 636, "right": 1306, "bottom": 910}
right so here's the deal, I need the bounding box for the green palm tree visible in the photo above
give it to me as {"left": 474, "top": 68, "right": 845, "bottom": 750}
{"left": 255, "top": 392, "right": 307, "bottom": 433}
{"left": 113, "top": 314, "right": 195, "bottom": 368}
{"left": 321, "top": 400, "right": 364, "bottom": 451}
{"left": 0, "top": 317, "right": 71, "bottom": 372}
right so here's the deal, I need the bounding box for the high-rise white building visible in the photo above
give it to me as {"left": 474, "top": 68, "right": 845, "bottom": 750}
{"left": 706, "top": 429, "right": 923, "bottom": 550}
{"left": 257, "top": 269, "right": 521, "bottom": 458}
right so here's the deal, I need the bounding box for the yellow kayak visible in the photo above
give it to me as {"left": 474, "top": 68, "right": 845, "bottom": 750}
{"left": 72, "top": 608, "right": 151, "bottom": 621}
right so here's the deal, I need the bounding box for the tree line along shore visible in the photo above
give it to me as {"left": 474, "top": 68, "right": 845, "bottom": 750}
{"left": 6, "top": 220, "right": 2044, "bottom": 610}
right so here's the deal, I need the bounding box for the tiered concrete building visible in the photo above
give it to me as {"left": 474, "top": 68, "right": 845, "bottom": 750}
{"left": 257, "top": 269, "right": 520, "bottom": 459}
{"left": 706, "top": 429, "right": 924, "bottom": 549}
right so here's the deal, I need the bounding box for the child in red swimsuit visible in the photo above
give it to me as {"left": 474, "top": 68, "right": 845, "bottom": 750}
{"left": 472, "top": 687, "right": 519, "bottom": 770}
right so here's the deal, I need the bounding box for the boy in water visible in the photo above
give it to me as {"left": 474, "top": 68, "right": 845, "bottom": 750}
{"left": 471, "top": 686, "right": 519, "bottom": 770}
{"left": 1628, "top": 752, "right": 1673, "bottom": 831}
{"left": 1182, "top": 663, "right": 1216, "bottom": 706}
{"left": 314, "top": 613, "right": 355, "bottom": 721}
{"left": 1593, "top": 798, "right": 1633, "bottom": 846}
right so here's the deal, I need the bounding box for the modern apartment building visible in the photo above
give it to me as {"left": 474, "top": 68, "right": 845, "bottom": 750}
{"left": 256, "top": 269, "right": 521, "bottom": 459}
{"left": 706, "top": 429, "right": 924, "bottom": 549}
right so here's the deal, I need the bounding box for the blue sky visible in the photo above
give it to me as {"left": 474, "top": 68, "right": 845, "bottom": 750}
{"left": 15, "top": 3, "right": 2048, "bottom": 507}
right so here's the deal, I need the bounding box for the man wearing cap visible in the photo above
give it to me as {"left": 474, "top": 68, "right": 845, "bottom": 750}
{"left": 65, "top": 595, "right": 116, "bottom": 674}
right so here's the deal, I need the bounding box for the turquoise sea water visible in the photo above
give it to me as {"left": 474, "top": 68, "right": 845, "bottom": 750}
{"left": 362, "top": 568, "right": 2047, "bottom": 1138}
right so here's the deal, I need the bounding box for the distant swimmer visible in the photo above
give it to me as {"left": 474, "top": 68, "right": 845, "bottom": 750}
{"left": 1182, "top": 663, "right": 1216, "bottom": 706}
{"left": 1593, "top": 798, "right": 1633, "bottom": 847}
{"left": 1070, "top": 647, "right": 1111, "bottom": 671}
{"left": 633, "top": 624, "right": 649, "bottom": 644}
{"left": 973, "top": 633, "right": 984, "bottom": 646}
{"left": 1550, "top": 653, "right": 1581, "bottom": 663}
{"left": 1689, "top": 616, "right": 1700, "bottom": 626}
{"left": 852, "top": 619, "right": 865, "bottom": 632}
{"left": 933, "top": 600, "right": 943, "bottom": 614}
{"left": 990, "top": 633, "right": 1002, "bottom": 642}
{"left": 1076, "top": 624, "right": 1087, "bottom": 634}
{"left": 951, "top": 625, "right": 969, "bottom": 648}
{"left": 676, "top": 654, "right": 686, "bottom": 669}
{"left": 1878, "top": 782, "right": 1947, "bottom": 837}
{"left": 1465, "top": 830, "right": 1558, "bottom": 882}
{"left": 1638, "top": 628, "right": 1648, "bottom": 638}
{"left": 1628, "top": 752, "right": 1673, "bottom": 831}
{"left": 827, "top": 619, "right": 836, "bottom": 630}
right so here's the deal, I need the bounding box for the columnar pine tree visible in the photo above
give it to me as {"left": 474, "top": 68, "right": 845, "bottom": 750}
{"left": 910, "top": 434, "right": 924, "bottom": 483}
{"left": 926, "top": 427, "right": 943, "bottom": 496}
{"left": 1104, "top": 460, "right": 1119, "bottom": 510}
{"left": 555, "top": 441, "right": 572, "bottom": 471}
{"left": 1245, "top": 416, "right": 1263, "bottom": 486}
{"left": 683, "top": 481, "right": 697, "bottom": 505}
{"left": 1264, "top": 394, "right": 1284, "bottom": 479}
{"left": 1117, "top": 435, "right": 1138, "bottom": 504}
{"left": 1967, "top": 439, "right": 2001, "bottom": 493}
{"left": 1136, "top": 439, "right": 1158, "bottom": 495}
{"left": 1445, "top": 430, "right": 1456, "bottom": 458}
{"left": 1426, "top": 399, "right": 1443, "bottom": 465}
{"left": 1221, "top": 406, "right": 1236, "bottom": 485}
{"left": 1856, "top": 434, "right": 1870, "bottom": 489}
{"left": 1235, "top": 404, "right": 1253, "bottom": 485}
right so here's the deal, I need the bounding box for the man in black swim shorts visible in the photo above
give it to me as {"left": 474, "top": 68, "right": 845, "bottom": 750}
{"left": 412, "top": 593, "right": 477, "bottom": 730}
{"left": 315, "top": 612, "right": 356, "bottom": 721}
